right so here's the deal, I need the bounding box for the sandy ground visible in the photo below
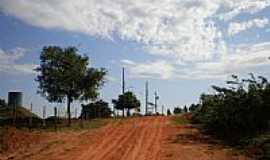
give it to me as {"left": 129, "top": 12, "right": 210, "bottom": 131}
{"left": 0, "top": 116, "right": 249, "bottom": 160}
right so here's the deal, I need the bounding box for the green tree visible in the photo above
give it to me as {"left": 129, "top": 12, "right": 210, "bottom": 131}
{"left": 112, "top": 91, "right": 140, "bottom": 117}
{"left": 189, "top": 103, "right": 200, "bottom": 112}
{"left": 167, "top": 109, "right": 171, "bottom": 116}
{"left": 81, "top": 100, "right": 112, "bottom": 119}
{"left": 35, "top": 46, "right": 106, "bottom": 126}
{"left": 183, "top": 105, "right": 188, "bottom": 113}
{"left": 173, "top": 107, "right": 182, "bottom": 114}
{"left": 0, "top": 98, "right": 6, "bottom": 107}
{"left": 193, "top": 74, "right": 270, "bottom": 139}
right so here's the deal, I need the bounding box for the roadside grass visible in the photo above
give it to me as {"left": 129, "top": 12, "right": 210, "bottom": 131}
{"left": 170, "top": 114, "right": 190, "bottom": 125}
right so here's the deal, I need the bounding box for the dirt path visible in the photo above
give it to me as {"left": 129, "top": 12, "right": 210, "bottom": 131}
{"left": 1, "top": 116, "right": 249, "bottom": 160}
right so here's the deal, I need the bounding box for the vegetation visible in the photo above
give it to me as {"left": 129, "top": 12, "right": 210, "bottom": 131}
{"left": 0, "top": 98, "right": 6, "bottom": 107}
{"left": 192, "top": 74, "right": 270, "bottom": 139}
{"left": 183, "top": 106, "right": 188, "bottom": 113}
{"left": 112, "top": 91, "right": 140, "bottom": 117}
{"left": 167, "top": 109, "right": 172, "bottom": 115}
{"left": 188, "top": 103, "right": 200, "bottom": 112}
{"left": 171, "top": 115, "right": 190, "bottom": 125}
{"left": 81, "top": 100, "right": 112, "bottom": 119}
{"left": 173, "top": 107, "right": 182, "bottom": 114}
{"left": 35, "top": 46, "right": 106, "bottom": 126}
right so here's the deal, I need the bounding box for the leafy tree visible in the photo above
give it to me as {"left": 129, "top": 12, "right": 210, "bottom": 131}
{"left": 183, "top": 105, "right": 188, "bottom": 113}
{"left": 35, "top": 46, "right": 106, "bottom": 126}
{"left": 81, "top": 100, "right": 112, "bottom": 119}
{"left": 167, "top": 109, "right": 172, "bottom": 116}
{"left": 112, "top": 91, "right": 140, "bottom": 117}
{"left": 189, "top": 103, "right": 200, "bottom": 112}
{"left": 173, "top": 107, "right": 182, "bottom": 114}
{"left": 192, "top": 74, "right": 270, "bottom": 139}
{"left": 0, "top": 98, "right": 6, "bottom": 107}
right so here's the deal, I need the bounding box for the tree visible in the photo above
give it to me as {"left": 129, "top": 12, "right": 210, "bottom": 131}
{"left": 0, "top": 98, "right": 6, "bottom": 107}
{"left": 173, "top": 107, "right": 182, "bottom": 114}
{"left": 192, "top": 74, "right": 270, "bottom": 139}
{"left": 112, "top": 91, "right": 140, "bottom": 117}
{"left": 189, "top": 103, "right": 200, "bottom": 112}
{"left": 183, "top": 105, "right": 188, "bottom": 113}
{"left": 167, "top": 109, "right": 171, "bottom": 116}
{"left": 81, "top": 100, "right": 112, "bottom": 119}
{"left": 35, "top": 46, "right": 106, "bottom": 126}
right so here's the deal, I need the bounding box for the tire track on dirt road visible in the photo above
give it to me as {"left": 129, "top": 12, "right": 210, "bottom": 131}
{"left": 134, "top": 117, "right": 165, "bottom": 160}
{"left": 93, "top": 119, "right": 144, "bottom": 160}
{"left": 76, "top": 120, "right": 133, "bottom": 160}
{"left": 119, "top": 117, "right": 151, "bottom": 160}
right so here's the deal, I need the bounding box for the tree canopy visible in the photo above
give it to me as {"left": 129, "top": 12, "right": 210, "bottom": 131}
{"left": 192, "top": 74, "right": 270, "bottom": 139}
{"left": 35, "top": 46, "right": 106, "bottom": 125}
{"left": 81, "top": 100, "right": 112, "bottom": 119}
{"left": 112, "top": 91, "right": 140, "bottom": 117}
{"left": 173, "top": 107, "right": 182, "bottom": 114}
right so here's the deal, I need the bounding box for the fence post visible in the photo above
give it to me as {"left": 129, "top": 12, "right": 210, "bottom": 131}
{"left": 54, "top": 107, "right": 57, "bottom": 131}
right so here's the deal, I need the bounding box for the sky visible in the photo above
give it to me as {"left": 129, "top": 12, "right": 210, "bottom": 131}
{"left": 0, "top": 0, "right": 270, "bottom": 117}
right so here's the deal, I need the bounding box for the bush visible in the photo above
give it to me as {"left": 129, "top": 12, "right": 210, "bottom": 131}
{"left": 193, "top": 74, "right": 270, "bottom": 140}
{"left": 81, "top": 100, "right": 112, "bottom": 119}
{"left": 173, "top": 107, "right": 182, "bottom": 114}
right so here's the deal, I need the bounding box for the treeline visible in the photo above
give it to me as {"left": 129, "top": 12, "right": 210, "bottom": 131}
{"left": 191, "top": 74, "right": 270, "bottom": 140}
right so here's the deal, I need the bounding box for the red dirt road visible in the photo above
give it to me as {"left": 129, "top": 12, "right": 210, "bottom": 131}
{"left": 1, "top": 116, "right": 249, "bottom": 160}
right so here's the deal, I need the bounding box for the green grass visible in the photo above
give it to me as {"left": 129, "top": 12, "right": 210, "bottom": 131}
{"left": 171, "top": 115, "right": 190, "bottom": 125}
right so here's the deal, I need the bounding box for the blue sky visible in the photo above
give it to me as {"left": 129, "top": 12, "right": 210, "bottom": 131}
{"left": 0, "top": 0, "right": 270, "bottom": 117}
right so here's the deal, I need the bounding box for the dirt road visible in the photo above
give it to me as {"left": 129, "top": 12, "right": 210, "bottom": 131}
{"left": 1, "top": 116, "right": 249, "bottom": 160}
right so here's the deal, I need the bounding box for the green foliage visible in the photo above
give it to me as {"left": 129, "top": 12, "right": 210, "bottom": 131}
{"left": 188, "top": 103, "right": 200, "bottom": 112}
{"left": 0, "top": 98, "right": 6, "bottom": 107}
{"left": 167, "top": 109, "right": 172, "bottom": 115}
{"left": 171, "top": 115, "right": 190, "bottom": 125}
{"left": 35, "top": 46, "right": 106, "bottom": 125}
{"left": 183, "top": 105, "right": 188, "bottom": 113}
{"left": 193, "top": 74, "right": 270, "bottom": 139}
{"left": 81, "top": 100, "right": 112, "bottom": 119}
{"left": 112, "top": 91, "right": 140, "bottom": 116}
{"left": 173, "top": 107, "right": 182, "bottom": 114}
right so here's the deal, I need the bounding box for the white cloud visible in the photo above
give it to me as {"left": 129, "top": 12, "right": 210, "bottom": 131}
{"left": 0, "top": 0, "right": 236, "bottom": 62}
{"left": 0, "top": 0, "right": 269, "bottom": 79}
{"left": 122, "top": 42, "right": 270, "bottom": 80}
{"left": 121, "top": 59, "right": 175, "bottom": 79}
{"left": 1, "top": 0, "right": 269, "bottom": 63}
{"left": 0, "top": 48, "right": 36, "bottom": 75}
{"left": 218, "top": 0, "right": 270, "bottom": 21}
{"left": 228, "top": 17, "right": 269, "bottom": 35}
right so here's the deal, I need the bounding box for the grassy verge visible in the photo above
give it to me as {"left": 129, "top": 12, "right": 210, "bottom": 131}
{"left": 170, "top": 114, "right": 190, "bottom": 125}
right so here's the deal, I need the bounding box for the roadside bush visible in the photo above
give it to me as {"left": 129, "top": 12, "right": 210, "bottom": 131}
{"left": 81, "top": 100, "right": 112, "bottom": 119}
{"left": 193, "top": 74, "right": 270, "bottom": 140}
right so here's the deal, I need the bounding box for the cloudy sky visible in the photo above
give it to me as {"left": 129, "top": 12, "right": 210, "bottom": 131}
{"left": 0, "top": 0, "right": 270, "bottom": 116}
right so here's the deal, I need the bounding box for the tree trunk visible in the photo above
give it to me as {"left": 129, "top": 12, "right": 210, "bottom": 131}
{"left": 67, "top": 95, "right": 71, "bottom": 126}
{"left": 122, "top": 108, "right": 125, "bottom": 118}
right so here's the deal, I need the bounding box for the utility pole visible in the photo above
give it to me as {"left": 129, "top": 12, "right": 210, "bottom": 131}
{"left": 162, "top": 105, "right": 164, "bottom": 116}
{"left": 54, "top": 107, "right": 57, "bottom": 131}
{"left": 154, "top": 91, "right": 159, "bottom": 114}
{"left": 122, "top": 67, "right": 125, "bottom": 117}
{"left": 145, "top": 81, "right": 149, "bottom": 115}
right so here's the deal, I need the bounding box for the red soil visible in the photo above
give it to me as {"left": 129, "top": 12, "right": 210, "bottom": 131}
{"left": 0, "top": 116, "right": 249, "bottom": 160}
